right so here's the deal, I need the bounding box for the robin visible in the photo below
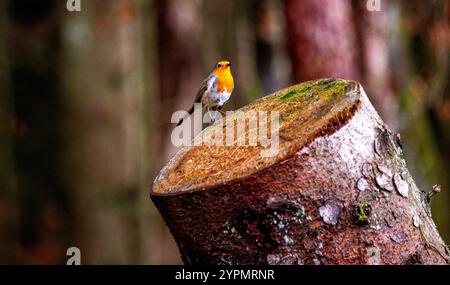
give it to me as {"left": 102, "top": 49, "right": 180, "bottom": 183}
{"left": 177, "top": 60, "right": 234, "bottom": 126}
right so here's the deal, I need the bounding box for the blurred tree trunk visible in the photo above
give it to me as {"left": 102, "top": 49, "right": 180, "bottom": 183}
{"left": 0, "top": 0, "right": 17, "bottom": 264}
{"left": 138, "top": 0, "right": 170, "bottom": 265}
{"left": 62, "top": 0, "right": 150, "bottom": 264}
{"left": 251, "top": 0, "right": 290, "bottom": 95}
{"left": 283, "top": 0, "right": 360, "bottom": 82}
{"left": 8, "top": 0, "right": 70, "bottom": 264}
{"left": 253, "top": 1, "right": 276, "bottom": 94}
{"left": 157, "top": 0, "right": 203, "bottom": 161}
{"left": 352, "top": 0, "right": 398, "bottom": 130}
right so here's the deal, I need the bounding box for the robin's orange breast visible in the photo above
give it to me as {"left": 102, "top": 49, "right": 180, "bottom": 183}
{"left": 214, "top": 70, "right": 234, "bottom": 93}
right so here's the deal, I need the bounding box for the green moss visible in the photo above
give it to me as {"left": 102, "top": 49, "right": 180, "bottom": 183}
{"left": 276, "top": 78, "right": 348, "bottom": 103}
{"left": 355, "top": 201, "right": 370, "bottom": 225}
{"left": 277, "top": 86, "right": 311, "bottom": 101}
{"left": 324, "top": 80, "right": 338, "bottom": 90}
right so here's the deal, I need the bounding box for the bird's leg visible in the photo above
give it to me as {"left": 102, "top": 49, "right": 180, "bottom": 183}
{"left": 218, "top": 106, "right": 226, "bottom": 116}
{"left": 207, "top": 108, "right": 214, "bottom": 122}
{"left": 211, "top": 106, "right": 224, "bottom": 122}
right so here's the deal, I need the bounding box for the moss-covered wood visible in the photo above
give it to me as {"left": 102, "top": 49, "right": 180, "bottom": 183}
{"left": 151, "top": 78, "right": 449, "bottom": 265}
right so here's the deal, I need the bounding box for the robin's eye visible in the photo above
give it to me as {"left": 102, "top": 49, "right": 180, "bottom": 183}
{"left": 217, "top": 64, "right": 221, "bottom": 68}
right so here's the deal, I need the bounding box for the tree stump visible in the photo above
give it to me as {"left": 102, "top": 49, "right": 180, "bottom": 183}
{"left": 151, "top": 78, "right": 450, "bottom": 265}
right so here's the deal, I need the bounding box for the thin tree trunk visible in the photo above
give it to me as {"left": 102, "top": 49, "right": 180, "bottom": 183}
{"left": 284, "top": 0, "right": 360, "bottom": 82}
{"left": 0, "top": 0, "right": 17, "bottom": 264}
{"left": 62, "top": 0, "right": 148, "bottom": 264}
{"left": 8, "top": 0, "right": 69, "bottom": 264}
{"left": 157, "top": 0, "right": 203, "bottom": 161}
{"left": 352, "top": 0, "right": 398, "bottom": 130}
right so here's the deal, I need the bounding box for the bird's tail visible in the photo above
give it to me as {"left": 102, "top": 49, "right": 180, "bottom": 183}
{"left": 176, "top": 105, "right": 195, "bottom": 126}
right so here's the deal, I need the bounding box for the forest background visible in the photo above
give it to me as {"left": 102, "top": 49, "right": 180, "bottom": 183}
{"left": 0, "top": 0, "right": 449, "bottom": 264}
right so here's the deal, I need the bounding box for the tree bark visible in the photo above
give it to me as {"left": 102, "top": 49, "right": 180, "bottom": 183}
{"left": 151, "top": 78, "right": 449, "bottom": 265}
